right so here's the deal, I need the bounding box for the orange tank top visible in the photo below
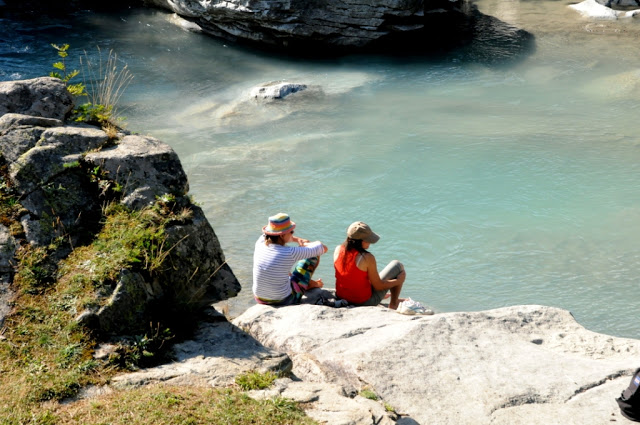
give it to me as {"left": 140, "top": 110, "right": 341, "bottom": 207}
{"left": 335, "top": 246, "right": 371, "bottom": 304}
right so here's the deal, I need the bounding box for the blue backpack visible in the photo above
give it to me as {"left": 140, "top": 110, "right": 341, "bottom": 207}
{"left": 617, "top": 368, "right": 640, "bottom": 422}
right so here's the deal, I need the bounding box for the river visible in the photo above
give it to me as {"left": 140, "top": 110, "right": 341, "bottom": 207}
{"left": 1, "top": 1, "right": 639, "bottom": 338}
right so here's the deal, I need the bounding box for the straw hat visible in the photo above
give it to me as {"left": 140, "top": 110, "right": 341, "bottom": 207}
{"left": 262, "top": 213, "right": 296, "bottom": 235}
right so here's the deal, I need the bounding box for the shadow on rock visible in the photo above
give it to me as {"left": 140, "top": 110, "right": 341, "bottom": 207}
{"left": 112, "top": 309, "right": 292, "bottom": 388}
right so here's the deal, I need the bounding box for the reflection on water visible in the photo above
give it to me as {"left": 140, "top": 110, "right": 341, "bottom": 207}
{"left": 1, "top": 2, "right": 640, "bottom": 338}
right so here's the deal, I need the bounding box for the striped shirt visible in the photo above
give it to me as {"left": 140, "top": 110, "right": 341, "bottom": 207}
{"left": 252, "top": 235, "right": 325, "bottom": 302}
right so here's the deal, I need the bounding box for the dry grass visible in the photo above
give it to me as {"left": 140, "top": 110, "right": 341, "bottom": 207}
{"left": 54, "top": 385, "right": 317, "bottom": 425}
{"left": 80, "top": 47, "right": 134, "bottom": 124}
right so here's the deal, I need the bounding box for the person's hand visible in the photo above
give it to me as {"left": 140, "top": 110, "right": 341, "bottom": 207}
{"left": 294, "top": 236, "right": 309, "bottom": 246}
{"left": 308, "top": 278, "right": 324, "bottom": 289}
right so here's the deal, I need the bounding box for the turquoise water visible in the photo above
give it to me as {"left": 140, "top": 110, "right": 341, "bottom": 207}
{"left": 2, "top": 2, "right": 640, "bottom": 337}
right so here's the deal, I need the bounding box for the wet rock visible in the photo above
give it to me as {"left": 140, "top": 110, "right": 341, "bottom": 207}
{"left": 250, "top": 82, "right": 307, "bottom": 100}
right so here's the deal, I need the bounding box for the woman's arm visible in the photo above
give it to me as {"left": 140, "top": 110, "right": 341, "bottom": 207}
{"left": 292, "top": 235, "right": 309, "bottom": 246}
{"left": 365, "top": 253, "right": 406, "bottom": 291}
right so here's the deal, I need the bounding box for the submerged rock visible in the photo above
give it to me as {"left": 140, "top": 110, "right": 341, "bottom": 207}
{"left": 250, "top": 82, "right": 308, "bottom": 101}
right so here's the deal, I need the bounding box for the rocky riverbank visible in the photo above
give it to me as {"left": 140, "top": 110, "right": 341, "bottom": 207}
{"left": 116, "top": 300, "right": 640, "bottom": 424}
{"left": 2, "top": 78, "right": 638, "bottom": 424}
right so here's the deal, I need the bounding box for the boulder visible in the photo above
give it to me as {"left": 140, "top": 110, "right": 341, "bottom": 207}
{"left": 0, "top": 77, "right": 73, "bottom": 120}
{"left": 84, "top": 134, "right": 189, "bottom": 209}
{"left": 143, "top": 0, "right": 462, "bottom": 50}
{"left": 0, "top": 113, "right": 63, "bottom": 164}
{"left": 233, "top": 304, "right": 640, "bottom": 424}
{"left": 569, "top": 0, "right": 640, "bottom": 19}
{"left": 0, "top": 77, "right": 241, "bottom": 337}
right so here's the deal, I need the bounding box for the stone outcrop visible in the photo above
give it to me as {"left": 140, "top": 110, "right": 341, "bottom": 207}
{"left": 0, "top": 77, "right": 241, "bottom": 335}
{"left": 231, "top": 303, "right": 640, "bottom": 424}
{"left": 143, "top": 0, "right": 464, "bottom": 51}
{"left": 569, "top": 0, "right": 640, "bottom": 19}
{"left": 113, "top": 307, "right": 403, "bottom": 425}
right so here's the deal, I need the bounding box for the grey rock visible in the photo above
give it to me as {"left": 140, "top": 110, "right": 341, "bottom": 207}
{"left": 84, "top": 134, "right": 189, "bottom": 209}
{"left": 9, "top": 125, "right": 108, "bottom": 195}
{"left": 570, "top": 0, "right": 640, "bottom": 18}
{"left": 19, "top": 171, "right": 99, "bottom": 246}
{"left": 249, "top": 379, "right": 398, "bottom": 425}
{"left": 144, "top": 0, "right": 454, "bottom": 49}
{"left": 95, "top": 270, "right": 151, "bottom": 335}
{"left": 234, "top": 304, "right": 640, "bottom": 425}
{"left": 160, "top": 205, "right": 240, "bottom": 304}
{"left": 0, "top": 224, "right": 16, "bottom": 274}
{"left": 0, "top": 113, "right": 63, "bottom": 131}
{"left": 0, "top": 113, "right": 62, "bottom": 164}
{"left": 113, "top": 317, "right": 395, "bottom": 424}
{"left": 166, "top": 12, "right": 203, "bottom": 32}
{"left": 0, "top": 77, "right": 73, "bottom": 120}
{"left": 0, "top": 225, "right": 15, "bottom": 328}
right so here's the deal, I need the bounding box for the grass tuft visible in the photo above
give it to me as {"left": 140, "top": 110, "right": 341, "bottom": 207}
{"left": 235, "top": 370, "right": 278, "bottom": 391}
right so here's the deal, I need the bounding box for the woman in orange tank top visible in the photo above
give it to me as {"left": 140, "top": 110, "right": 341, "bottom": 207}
{"left": 334, "top": 221, "right": 406, "bottom": 309}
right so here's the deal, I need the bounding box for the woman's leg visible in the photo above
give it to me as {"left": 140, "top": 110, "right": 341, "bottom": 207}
{"left": 379, "top": 260, "right": 404, "bottom": 309}
{"left": 357, "top": 260, "right": 405, "bottom": 308}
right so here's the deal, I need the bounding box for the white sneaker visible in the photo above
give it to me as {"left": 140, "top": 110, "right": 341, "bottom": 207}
{"left": 397, "top": 298, "right": 434, "bottom": 315}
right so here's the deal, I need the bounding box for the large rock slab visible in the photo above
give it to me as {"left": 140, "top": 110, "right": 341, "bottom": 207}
{"left": 113, "top": 313, "right": 400, "bottom": 425}
{"left": 234, "top": 304, "right": 640, "bottom": 424}
{"left": 144, "top": 0, "right": 460, "bottom": 50}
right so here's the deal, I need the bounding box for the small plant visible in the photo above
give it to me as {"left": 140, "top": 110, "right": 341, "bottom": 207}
{"left": 235, "top": 370, "right": 278, "bottom": 391}
{"left": 359, "top": 388, "right": 378, "bottom": 401}
{"left": 79, "top": 47, "right": 133, "bottom": 125}
{"left": 109, "top": 323, "right": 174, "bottom": 370}
{"left": 50, "top": 43, "right": 86, "bottom": 97}
{"left": 49, "top": 44, "right": 133, "bottom": 130}
{"left": 62, "top": 160, "right": 81, "bottom": 169}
